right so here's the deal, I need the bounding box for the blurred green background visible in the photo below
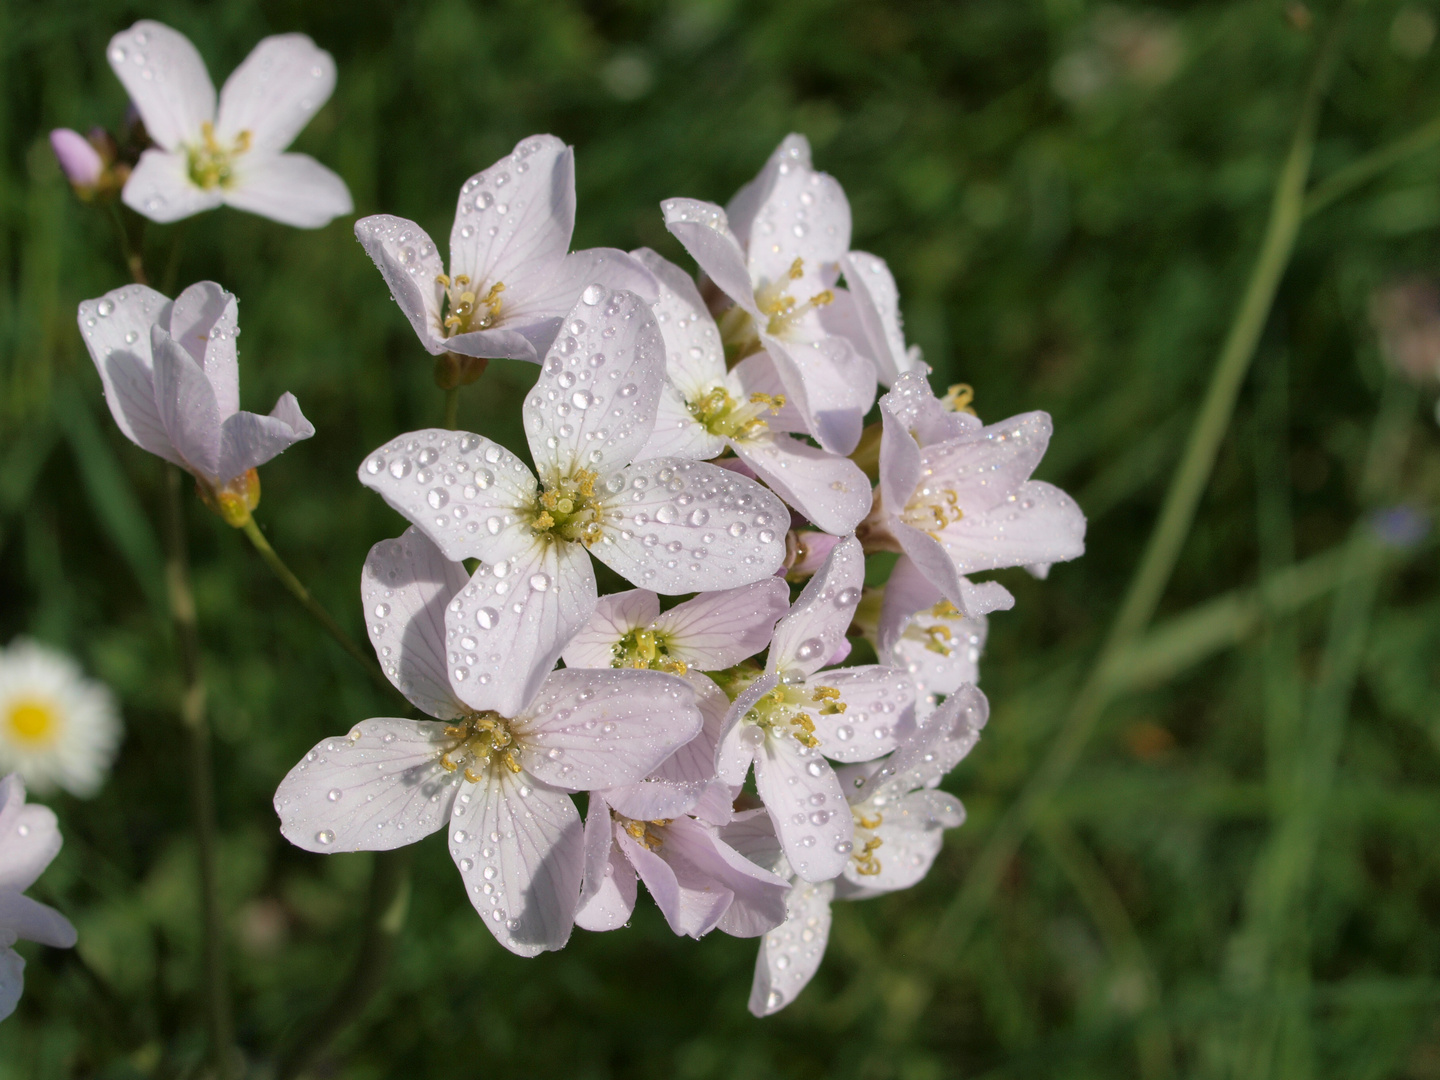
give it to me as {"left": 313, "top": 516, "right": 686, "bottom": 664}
{"left": 3, "top": 0, "right": 1440, "bottom": 1076}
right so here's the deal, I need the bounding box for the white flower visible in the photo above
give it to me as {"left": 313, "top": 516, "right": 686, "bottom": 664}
{"left": 358, "top": 284, "right": 789, "bottom": 717}
{"left": 748, "top": 687, "right": 987, "bottom": 1015}
{"left": 0, "top": 640, "right": 121, "bottom": 798}
{"left": 0, "top": 774, "right": 78, "bottom": 1020}
{"left": 355, "top": 134, "right": 657, "bottom": 364}
{"left": 77, "top": 282, "right": 313, "bottom": 521}
{"left": 821, "top": 250, "right": 927, "bottom": 388}
{"left": 862, "top": 369, "right": 1086, "bottom": 616}
{"left": 108, "top": 22, "right": 352, "bottom": 227}
{"left": 876, "top": 556, "right": 989, "bottom": 717}
{"left": 630, "top": 248, "right": 873, "bottom": 535}
{"left": 662, "top": 134, "right": 876, "bottom": 455}
{"left": 715, "top": 537, "right": 916, "bottom": 883}
{"left": 275, "top": 528, "right": 703, "bottom": 956}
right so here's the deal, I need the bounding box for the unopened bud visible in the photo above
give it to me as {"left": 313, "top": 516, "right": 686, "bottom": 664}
{"left": 50, "top": 129, "right": 104, "bottom": 188}
{"left": 785, "top": 530, "right": 841, "bottom": 581}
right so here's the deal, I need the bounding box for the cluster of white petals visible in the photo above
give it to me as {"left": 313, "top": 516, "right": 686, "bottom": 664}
{"left": 0, "top": 775, "right": 78, "bottom": 1020}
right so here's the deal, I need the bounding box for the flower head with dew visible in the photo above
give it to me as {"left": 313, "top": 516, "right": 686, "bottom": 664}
{"left": 747, "top": 686, "right": 987, "bottom": 1015}
{"left": 357, "top": 284, "right": 789, "bottom": 718}
{"left": 857, "top": 369, "right": 1086, "bottom": 617}
{"left": 713, "top": 537, "right": 917, "bottom": 882}
{"left": 628, "top": 248, "right": 873, "bottom": 535}
{"left": 661, "top": 134, "right": 877, "bottom": 456}
{"left": 0, "top": 774, "right": 78, "bottom": 1019}
{"left": 573, "top": 789, "right": 790, "bottom": 940}
{"left": 77, "top": 282, "right": 314, "bottom": 526}
{"left": 107, "top": 22, "right": 351, "bottom": 227}
{"left": 0, "top": 640, "right": 121, "bottom": 798}
{"left": 355, "top": 134, "right": 657, "bottom": 371}
{"left": 275, "top": 528, "right": 703, "bottom": 956}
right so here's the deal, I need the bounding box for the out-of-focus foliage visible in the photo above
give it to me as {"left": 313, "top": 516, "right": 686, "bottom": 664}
{"left": 2, "top": 0, "right": 1440, "bottom": 1077}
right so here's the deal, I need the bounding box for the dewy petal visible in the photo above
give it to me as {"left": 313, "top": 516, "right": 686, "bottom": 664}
{"left": 745, "top": 146, "right": 852, "bottom": 300}
{"left": 168, "top": 281, "right": 238, "bottom": 414}
{"left": 859, "top": 685, "right": 989, "bottom": 805}
{"left": 661, "top": 199, "right": 759, "bottom": 316}
{"left": 880, "top": 368, "right": 977, "bottom": 447}
{"left": 878, "top": 555, "right": 1005, "bottom": 657}
{"left": 631, "top": 248, "right": 727, "bottom": 399}
{"left": 732, "top": 434, "right": 872, "bottom": 536}
{"left": 523, "top": 288, "right": 663, "bottom": 479}
{"left": 839, "top": 252, "right": 918, "bottom": 387}
{"left": 730, "top": 352, "right": 814, "bottom": 435}
{"left": 444, "top": 542, "right": 597, "bottom": 718}
{"left": 748, "top": 878, "right": 834, "bottom": 1016}
{"left": 353, "top": 215, "right": 447, "bottom": 353}
{"left": 651, "top": 579, "right": 790, "bottom": 670}
{"left": 806, "top": 666, "right": 915, "bottom": 763}
{"left": 561, "top": 589, "right": 660, "bottom": 670}
{"left": 107, "top": 21, "right": 215, "bottom": 152}
{"left": 878, "top": 389, "right": 925, "bottom": 514}
{"left": 633, "top": 383, "right": 723, "bottom": 463}
{"left": 152, "top": 325, "right": 222, "bottom": 477}
{"left": 923, "top": 411, "right": 1054, "bottom": 513}
{"left": 76, "top": 285, "right": 182, "bottom": 464}
{"left": 575, "top": 795, "right": 637, "bottom": 931}
{"left": 726, "top": 133, "right": 811, "bottom": 250}
{"left": 358, "top": 428, "right": 538, "bottom": 565}
{"left": 0, "top": 778, "right": 61, "bottom": 893}
{"left": 595, "top": 460, "right": 788, "bottom": 593}
{"left": 225, "top": 152, "right": 353, "bottom": 229}
{"left": 0, "top": 892, "right": 77, "bottom": 950}
{"left": 362, "top": 528, "right": 470, "bottom": 720}
{"left": 617, "top": 824, "right": 731, "bottom": 939}
{"left": 123, "top": 149, "right": 225, "bottom": 223}
{"left": 769, "top": 536, "right": 865, "bottom": 681}
{"left": 929, "top": 480, "right": 1086, "bottom": 576}
{"left": 518, "top": 668, "right": 701, "bottom": 790}
{"left": 449, "top": 767, "right": 582, "bottom": 956}
{"left": 274, "top": 718, "right": 460, "bottom": 852}
{"left": 650, "top": 673, "right": 730, "bottom": 789}
{"left": 753, "top": 736, "right": 852, "bottom": 882}
{"left": 719, "top": 807, "right": 787, "bottom": 875}
{"left": 714, "top": 674, "right": 779, "bottom": 786}
{"left": 841, "top": 791, "right": 958, "bottom": 892}
{"left": 760, "top": 333, "right": 867, "bottom": 456}
{"left": 216, "top": 393, "right": 314, "bottom": 482}
{"left": 214, "top": 34, "right": 336, "bottom": 153}
{"left": 876, "top": 554, "right": 942, "bottom": 656}
{"left": 448, "top": 135, "right": 573, "bottom": 296}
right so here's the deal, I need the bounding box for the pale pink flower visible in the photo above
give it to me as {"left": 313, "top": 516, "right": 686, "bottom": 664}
{"left": 356, "top": 135, "right": 655, "bottom": 364}
{"left": 49, "top": 129, "right": 104, "bottom": 188}
{"left": 274, "top": 528, "right": 703, "bottom": 956}
{"left": 821, "top": 250, "right": 926, "bottom": 388}
{"left": 358, "top": 285, "right": 789, "bottom": 717}
{"left": 877, "top": 556, "right": 989, "bottom": 717}
{"left": 0, "top": 774, "right": 77, "bottom": 1020}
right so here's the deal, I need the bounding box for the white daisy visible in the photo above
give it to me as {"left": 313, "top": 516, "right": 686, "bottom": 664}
{"left": 0, "top": 641, "right": 121, "bottom": 797}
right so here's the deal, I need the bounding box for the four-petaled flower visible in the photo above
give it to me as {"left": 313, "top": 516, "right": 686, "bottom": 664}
{"left": 876, "top": 555, "right": 990, "bottom": 718}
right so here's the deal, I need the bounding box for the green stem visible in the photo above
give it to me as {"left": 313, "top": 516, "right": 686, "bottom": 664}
{"left": 928, "top": 14, "right": 1348, "bottom": 969}
{"left": 1303, "top": 113, "right": 1440, "bottom": 219}
{"left": 442, "top": 386, "right": 460, "bottom": 430}
{"left": 238, "top": 516, "right": 403, "bottom": 705}
{"left": 107, "top": 204, "right": 147, "bottom": 287}
{"left": 162, "top": 466, "right": 235, "bottom": 1080}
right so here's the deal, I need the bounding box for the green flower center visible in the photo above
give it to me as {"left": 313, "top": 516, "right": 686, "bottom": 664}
{"left": 187, "top": 122, "right": 251, "bottom": 190}
{"left": 529, "top": 469, "right": 604, "bottom": 545}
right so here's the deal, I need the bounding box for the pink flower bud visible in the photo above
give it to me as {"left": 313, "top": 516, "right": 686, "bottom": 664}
{"left": 49, "top": 129, "right": 104, "bottom": 188}
{"left": 786, "top": 530, "right": 842, "bottom": 579}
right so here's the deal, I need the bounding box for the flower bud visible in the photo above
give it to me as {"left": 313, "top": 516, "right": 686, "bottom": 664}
{"left": 50, "top": 129, "right": 104, "bottom": 189}
{"left": 784, "top": 530, "right": 841, "bottom": 581}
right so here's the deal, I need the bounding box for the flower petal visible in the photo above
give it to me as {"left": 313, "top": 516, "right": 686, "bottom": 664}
{"left": 0, "top": 777, "right": 61, "bottom": 893}
{"left": 745, "top": 149, "right": 851, "bottom": 301}
{"left": 748, "top": 879, "right": 834, "bottom": 1016}
{"left": 661, "top": 199, "right": 759, "bottom": 316}
{"left": 560, "top": 588, "right": 660, "bottom": 669}
{"left": 633, "top": 383, "right": 723, "bottom": 463}
{"left": 362, "top": 528, "right": 470, "bottom": 720}
{"left": 725, "top": 133, "right": 811, "bottom": 250}
{"left": 77, "top": 286, "right": 182, "bottom": 464}
{"left": 859, "top": 685, "right": 989, "bottom": 805}
{"left": 595, "top": 459, "right": 788, "bottom": 593}
{"left": 575, "top": 796, "right": 637, "bottom": 932}
{"left": 518, "top": 669, "right": 701, "bottom": 791}
{"left": 651, "top": 579, "right": 790, "bottom": 670}
{"left": 273, "top": 718, "right": 460, "bottom": 852}
{"left": 768, "top": 536, "right": 865, "bottom": 680}
{"left": 123, "top": 149, "right": 225, "bottom": 223}
{"left": 715, "top": 674, "right": 779, "bottom": 786}
{"left": 923, "top": 411, "right": 1054, "bottom": 513}
{"left": 891, "top": 524, "right": 1016, "bottom": 619}
{"left": 618, "top": 823, "right": 732, "bottom": 939}
{"left": 753, "top": 736, "right": 852, "bottom": 882}
{"left": 837, "top": 252, "right": 920, "bottom": 386}
{"left": 225, "top": 152, "right": 352, "bottom": 228}
{"left": 152, "top": 326, "right": 221, "bottom": 477}
{"left": 216, "top": 394, "right": 314, "bottom": 481}
{"left": 929, "top": 480, "right": 1087, "bottom": 576}
{"left": 358, "top": 428, "right": 538, "bottom": 565}
{"left": 449, "top": 768, "right": 582, "bottom": 956}
{"left": 880, "top": 369, "right": 977, "bottom": 447}
{"left": 444, "top": 541, "right": 597, "bottom": 718}
{"left": 353, "top": 215, "right": 446, "bottom": 353}
{"left": 733, "top": 434, "right": 872, "bottom": 536}
{"left": 523, "top": 287, "right": 663, "bottom": 478}
{"left": 168, "top": 281, "right": 238, "bottom": 414}
{"left": 718, "top": 807, "right": 787, "bottom": 875}
{"left": 806, "top": 666, "right": 915, "bottom": 763}
{"left": 649, "top": 672, "right": 731, "bottom": 787}
{"left": 215, "top": 34, "right": 335, "bottom": 153}
{"left": 107, "top": 22, "right": 215, "bottom": 152}
{"left": 0, "top": 948, "right": 20, "bottom": 1022}
{"left": 842, "top": 795, "right": 954, "bottom": 892}
{"left": 760, "top": 332, "right": 867, "bottom": 455}
{"left": 0, "top": 892, "right": 76, "bottom": 949}
{"left": 631, "top": 247, "right": 727, "bottom": 399}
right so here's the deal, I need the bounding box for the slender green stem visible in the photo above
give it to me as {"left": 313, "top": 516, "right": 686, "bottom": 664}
{"left": 442, "top": 386, "right": 460, "bottom": 430}
{"left": 107, "top": 204, "right": 147, "bottom": 286}
{"left": 238, "top": 516, "right": 404, "bottom": 705}
{"left": 928, "top": 15, "right": 1348, "bottom": 969}
{"left": 161, "top": 220, "right": 190, "bottom": 297}
{"left": 1303, "top": 113, "right": 1440, "bottom": 219}
{"left": 162, "top": 466, "right": 236, "bottom": 1080}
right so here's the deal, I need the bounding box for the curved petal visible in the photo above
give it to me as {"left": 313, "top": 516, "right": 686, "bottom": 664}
{"left": 928, "top": 480, "right": 1086, "bottom": 576}
{"left": 518, "top": 668, "right": 701, "bottom": 791}
{"left": 122, "top": 149, "right": 224, "bottom": 223}
{"left": 745, "top": 151, "right": 851, "bottom": 301}
{"left": 842, "top": 804, "right": 950, "bottom": 892}
{"left": 661, "top": 199, "right": 759, "bottom": 315}
{"left": 633, "top": 383, "right": 722, "bottom": 463}
{"left": 449, "top": 768, "right": 582, "bottom": 956}
{"left": 768, "top": 536, "right": 864, "bottom": 680}
{"left": 733, "top": 434, "right": 872, "bottom": 535}
{"left": 362, "top": 528, "right": 470, "bottom": 720}
{"left": 274, "top": 718, "right": 459, "bottom": 852}
{"left": 225, "top": 152, "right": 352, "bottom": 228}
{"left": 575, "top": 815, "right": 637, "bottom": 932}
{"left": 714, "top": 674, "right": 778, "bottom": 786}
{"left": 922, "top": 411, "right": 1054, "bottom": 513}
{"left": 760, "top": 333, "right": 866, "bottom": 455}
{"left": 649, "top": 672, "right": 731, "bottom": 787}
{"left": 169, "top": 281, "right": 238, "bottom": 413}
{"left": 216, "top": 394, "right": 314, "bottom": 481}
{"left": 353, "top": 215, "right": 446, "bottom": 353}
{"left": 523, "top": 287, "right": 663, "bottom": 478}
{"left": 0, "top": 948, "right": 20, "bottom": 1022}
{"left": 753, "top": 736, "right": 852, "bottom": 882}
{"left": 594, "top": 460, "right": 788, "bottom": 593}
{"left": 0, "top": 805, "right": 60, "bottom": 896}
{"left": 0, "top": 892, "right": 75, "bottom": 949}
{"left": 107, "top": 22, "right": 214, "bottom": 151}
{"left": 892, "top": 523, "right": 1016, "bottom": 618}
{"left": 652, "top": 579, "right": 790, "bottom": 670}
{"left": 619, "top": 825, "right": 731, "bottom": 939}
{"left": 881, "top": 368, "right": 976, "bottom": 448}
{"left": 839, "top": 251, "right": 917, "bottom": 386}
{"left": 152, "top": 326, "right": 221, "bottom": 477}
{"left": 631, "top": 247, "right": 727, "bottom": 398}
{"left": 730, "top": 352, "right": 812, "bottom": 435}
{"left": 806, "top": 666, "right": 915, "bottom": 763}
{"left": 560, "top": 589, "right": 659, "bottom": 669}
{"left": 444, "top": 541, "right": 597, "bottom": 718}
{"left": 718, "top": 807, "right": 787, "bottom": 875}
{"left": 748, "top": 879, "right": 833, "bottom": 1016}
{"left": 215, "top": 34, "right": 335, "bottom": 153}
{"left": 858, "top": 685, "right": 990, "bottom": 805}
{"left": 726, "top": 133, "right": 811, "bottom": 249}
{"left": 358, "top": 428, "right": 538, "bottom": 565}
{"left": 77, "top": 285, "right": 180, "bottom": 463}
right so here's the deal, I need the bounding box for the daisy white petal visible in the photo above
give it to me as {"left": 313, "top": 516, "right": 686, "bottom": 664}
{"left": 223, "top": 153, "right": 352, "bottom": 229}
{"left": 0, "top": 642, "right": 121, "bottom": 798}
{"left": 107, "top": 22, "right": 216, "bottom": 152}
{"left": 749, "top": 879, "right": 834, "bottom": 1016}
{"left": 214, "top": 34, "right": 336, "bottom": 154}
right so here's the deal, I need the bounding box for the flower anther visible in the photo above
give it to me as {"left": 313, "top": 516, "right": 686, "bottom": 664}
{"left": 688, "top": 385, "right": 787, "bottom": 443}
{"left": 437, "top": 275, "right": 506, "bottom": 336}
{"left": 439, "top": 713, "right": 524, "bottom": 781}
{"left": 529, "top": 468, "right": 604, "bottom": 545}
{"left": 187, "top": 122, "right": 252, "bottom": 191}
{"left": 719, "top": 257, "right": 835, "bottom": 361}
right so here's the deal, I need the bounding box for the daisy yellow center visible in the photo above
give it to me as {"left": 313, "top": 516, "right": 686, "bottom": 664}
{"left": 688, "top": 385, "right": 787, "bottom": 443}
{"left": 436, "top": 274, "right": 505, "bottom": 336}
{"left": 719, "top": 257, "right": 834, "bottom": 361}
{"left": 187, "top": 122, "right": 252, "bottom": 190}
{"left": 743, "top": 682, "right": 847, "bottom": 750}
{"left": 6, "top": 698, "right": 60, "bottom": 747}
{"left": 439, "top": 713, "right": 522, "bottom": 783}
{"left": 529, "top": 469, "right": 604, "bottom": 545}
{"left": 851, "top": 806, "right": 884, "bottom": 876}
{"left": 611, "top": 629, "right": 688, "bottom": 675}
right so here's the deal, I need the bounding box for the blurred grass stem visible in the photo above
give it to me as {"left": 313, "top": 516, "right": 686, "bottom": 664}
{"left": 443, "top": 386, "right": 460, "bottom": 429}
{"left": 930, "top": 12, "right": 1348, "bottom": 968}
{"left": 1303, "top": 113, "right": 1440, "bottom": 219}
